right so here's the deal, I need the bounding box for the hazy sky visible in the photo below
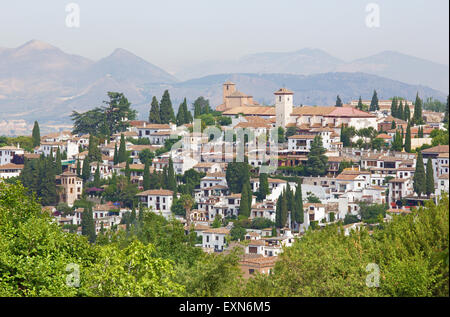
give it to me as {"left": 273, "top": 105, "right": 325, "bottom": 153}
{"left": 0, "top": 0, "right": 448, "bottom": 73}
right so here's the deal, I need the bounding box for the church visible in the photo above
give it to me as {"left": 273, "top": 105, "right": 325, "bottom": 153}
{"left": 218, "top": 81, "right": 378, "bottom": 131}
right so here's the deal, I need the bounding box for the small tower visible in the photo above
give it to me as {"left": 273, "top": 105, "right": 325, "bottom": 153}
{"left": 223, "top": 81, "right": 236, "bottom": 109}
{"left": 274, "top": 88, "right": 294, "bottom": 128}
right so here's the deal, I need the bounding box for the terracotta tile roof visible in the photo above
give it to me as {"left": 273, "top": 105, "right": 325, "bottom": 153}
{"left": 422, "top": 145, "right": 449, "bottom": 154}
{"left": 136, "top": 189, "right": 174, "bottom": 196}
{"left": 288, "top": 134, "right": 316, "bottom": 139}
{"left": 0, "top": 163, "right": 24, "bottom": 169}
{"left": 135, "top": 123, "right": 171, "bottom": 129}
{"left": 203, "top": 227, "right": 230, "bottom": 234}
{"left": 376, "top": 133, "right": 392, "bottom": 139}
{"left": 274, "top": 88, "right": 294, "bottom": 95}
{"left": 222, "top": 106, "right": 275, "bottom": 116}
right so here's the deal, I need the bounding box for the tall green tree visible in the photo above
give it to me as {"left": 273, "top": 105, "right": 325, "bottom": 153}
{"left": 391, "top": 98, "right": 398, "bottom": 118}
{"left": 370, "top": 90, "right": 379, "bottom": 112}
{"left": 404, "top": 104, "right": 411, "bottom": 122}
{"left": 160, "top": 90, "right": 176, "bottom": 124}
{"left": 176, "top": 98, "right": 192, "bottom": 126}
{"left": 149, "top": 96, "right": 161, "bottom": 124}
{"left": 357, "top": 96, "right": 363, "bottom": 110}
{"left": 118, "top": 134, "right": 127, "bottom": 163}
{"left": 82, "top": 156, "right": 91, "bottom": 182}
{"left": 193, "top": 97, "right": 210, "bottom": 117}
{"left": 275, "top": 191, "right": 288, "bottom": 228}
{"left": 413, "top": 92, "right": 424, "bottom": 125}
{"left": 55, "top": 147, "right": 62, "bottom": 175}
{"left": 32, "top": 121, "right": 40, "bottom": 147}
{"left": 258, "top": 172, "right": 269, "bottom": 201}
{"left": 392, "top": 130, "right": 403, "bottom": 152}
{"left": 76, "top": 159, "right": 81, "bottom": 177}
{"left": 81, "top": 206, "right": 96, "bottom": 243}
{"left": 426, "top": 158, "right": 435, "bottom": 198}
{"left": 113, "top": 143, "right": 119, "bottom": 165}
{"left": 335, "top": 95, "right": 343, "bottom": 107}
{"left": 167, "top": 157, "right": 177, "bottom": 192}
{"left": 398, "top": 100, "right": 404, "bottom": 120}
{"left": 143, "top": 161, "right": 151, "bottom": 190}
{"left": 306, "top": 136, "right": 328, "bottom": 176}
{"left": 294, "top": 181, "right": 304, "bottom": 224}
{"left": 413, "top": 151, "right": 426, "bottom": 198}
{"left": 226, "top": 162, "right": 250, "bottom": 193}
{"left": 239, "top": 183, "right": 250, "bottom": 218}
{"left": 93, "top": 162, "right": 101, "bottom": 187}
{"left": 404, "top": 122, "right": 412, "bottom": 153}
{"left": 125, "top": 160, "right": 131, "bottom": 181}
{"left": 87, "top": 135, "right": 102, "bottom": 162}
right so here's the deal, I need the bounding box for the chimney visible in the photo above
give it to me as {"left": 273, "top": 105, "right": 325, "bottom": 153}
{"left": 143, "top": 122, "right": 146, "bottom": 128}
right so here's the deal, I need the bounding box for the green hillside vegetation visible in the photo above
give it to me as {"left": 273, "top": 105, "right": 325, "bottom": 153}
{"left": 0, "top": 181, "right": 448, "bottom": 297}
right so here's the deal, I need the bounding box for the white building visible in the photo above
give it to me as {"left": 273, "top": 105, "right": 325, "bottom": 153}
{"left": 0, "top": 145, "right": 24, "bottom": 165}
{"left": 136, "top": 189, "right": 174, "bottom": 217}
{"left": 201, "top": 227, "right": 229, "bottom": 252}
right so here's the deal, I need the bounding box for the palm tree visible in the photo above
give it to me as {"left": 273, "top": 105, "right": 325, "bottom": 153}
{"left": 180, "top": 194, "right": 194, "bottom": 230}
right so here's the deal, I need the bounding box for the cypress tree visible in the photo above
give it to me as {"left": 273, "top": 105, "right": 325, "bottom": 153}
{"left": 370, "top": 90, "right": 379, "bottom": 112}
{"left": 404, "top": 104, "right": 411, "bottom": 122}
{"left": 167, "top": 157, "right": 177, "bottom": 192}
{"left": 245, "top": 180, "right": 252, "bottom": 212}
{"left": 76, "top": 159, "right": 81, "bottom": 177}
{"left": 391, "top": 98, "right": 398, "bottom": 118}
{"left": 159, "top": 90, "right": 176, "bottom": 124}
{"left": 125, "top": 160, "right": 131, "bottom": 181}
{"left": 398, "top": 100, "right": 404, "bottom": 120}
{"left": 280, "top": 191, "right": 288, "bottom": 228}
{"left": 392, "top": 130, "right": 403, "bottom": 152}
{"left": 32, "top": 121, "right": 40, "bottom": 147}
{"left": 149, "top": 169, "right": 160, "bottom": 189}
{"left": 113, "top": 143, "right": 119, "bottom": 165}
{"left": 404, "top": 123, "right": 412, "bottom": 153}
{"left": 176, "top": 100, "right": 186, "bottom": 126}
{"left": 357, "top": 96, "right": 363, "bottom": 110}
{"left": 413, "top": 92, "right": 424, "bottom": 125}
{"left": 149, "top": 96, "right": 161, "bottom": 123}
{"left": 294, "top": 181, "right": 304, "bottom": 224}
{"left": 118, "top": 134, "right": 127, "bottom": 163}
{"left": 93, "top": 162, "right": 101, "bottom": 187}
{"left": 82, "top": 156, "right": 91, "bottom": 182}
{"left": 143, "top": 161, "right": 151, "bottom": 190}
{"left": 87, "top": 135, "right": 101, "bottom": 162}
{"left": 391, "top": 120, "right": 396, "bottom": 130}
{"left": 39, "top": 156, "right": 59, "bottom": 206}
{"left": 81, "top": 207, "right": 96, "bottom": 243}
{"left": 239, "top": 183, "right": 250, "bottom": 218}
{"left": 306, "top": 136, "right": 328, "bottom": 176}
{"left": 425, "top": 158, "right": 435, "bottom": 198}
{"left": 55, "top": 147, "right": 62, "bottom": 175}
{"left": 162, "top": 166, "right": 168, "bottom": 189}
{"left": 258, "top": 172, "right": 269, "bottom": 200}
{"left": 335, "top": 95, "right": 343, "bottom": 107}
{"left": 413, "top": 151, "right": 426, "bottom": 198}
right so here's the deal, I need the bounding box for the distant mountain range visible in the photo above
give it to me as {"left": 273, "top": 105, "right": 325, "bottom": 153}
{"left": 0, "top": 40, "right": 447, "bottom": 134}
{"left": 175, "top": 48, "right": 449, "bottom": 93}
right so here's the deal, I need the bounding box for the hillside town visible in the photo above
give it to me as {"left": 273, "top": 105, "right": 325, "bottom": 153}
{"left": 0, "top": 82, "right": 448, "bottom": 278}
